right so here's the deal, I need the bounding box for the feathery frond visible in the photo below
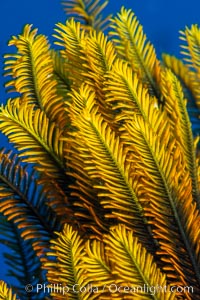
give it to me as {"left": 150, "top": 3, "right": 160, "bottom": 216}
{"left": 62, "top": 84, "right": 112, "bottom": 236}
{"left": 85, "top": 30, "right": 116, "bottom": 81}
{"left": 0, "top": 100, "right": 65, "bottom": 175}
{"left": 0, "top": 100, "right": 74, "bottom": 220}
{"left": 109, "top": 7, "right": 161, "bottom": 98}
{"left": 0, "top": 281, "right": 17, "bottom": 300}
{"left": 54, "top": 19, "right": 88, "bottom": 88}
{"left": 104, "top": 224, "right": 177, "bottom": 300}
{"left": 0, "top": 214, "right": 45, "bottom": 299}
{"left": 81, "top": 30, "right": 117, "bottom": 124}
{"left": 0, "top": 149, "right": 61, "bottom": 256}
{"left": 61, "top": 0, "right": 110, "bottom": 31}
{"left": 84, "top": 30, "right": 116, "bottom": 89}
{"left": 179, "top": 25, "right": 200, "bottom": 110}
{"left": 65, "top": 135, "right": 110, "bottom": 236}
{"left": 67, "top": 83, "right": 156, "bottom": 252}
{"left": 44, "top": 224, "right": 178, "bottom": 300}
{"left": 122, "top": 114, "right": 200, "bottom": 294}
{"left": 180, "top": 25, "right": 200, "bottom": 74}
{"left": 160, "top": 67, "right": 200, "bottom": 206}
{"left": 4, "top": 25, "right": 67, "bottom": 127}
{"left": 162, "top": 54, "right": 200, "bottom": 102}
{"left": 83, "top": 239, "right": 112, "bottom": 285}
{"left": 54, "top": 20, "right": 116, "bottom": 125}
{"left": 162, "top": 55, "right": 200, "bottom": 139}
{"left": 4, "top": 24, "right": 50, "bottom": 107}
{"left": 104, "top": 59, "right": 159, "bottom": 125}
{"left": 51, "top": 50, "right": 71, "bottom": 100}
{"left": 44, "top": 224, "right": 87, "bottom": 300}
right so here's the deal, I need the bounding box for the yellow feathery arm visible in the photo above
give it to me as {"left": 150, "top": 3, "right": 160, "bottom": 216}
{"left": 0, "top": 281, "right": 17, "bottom": 300}
{"left": 162, "top": 54, "right": 192, "bottom": 85}
{"left": 51, "top": 50, "right": 71, "bottom": 98}
{"left": 68, "top": 84, "right": 157, "bottom": 253}
{"left": 65, "top": 134, "right": 111, "bottom": 237}
{"left": 54, "top": 19, "right": 116, "bottom": 127}
{"left": 44, "top": 224, "right": 89, "bottom": 300}
{"left": 58, "top": 29, "right": 117, "bottom": 124}
{"left": 162, "top": 54, "right": 200, "bottom": 108}
{"left": 83, "top": 30, "right": 117, "bottom": 124}
{"left": 198, "top": 163, "right": 200, "bottom": 191}
{"left": 50, "top": 50, "right": 72, "bottom": 129}
{"left": 68, "top": 82, "right": 97, "bottom": 116}
{"left": 65, "top": 85, "right": 115, "bottom": 236}
{"left": 54, "top": 19, "right": 88, "bottom": 88}
{"left": 61, "top": 0, "right": 110, "bottom": 31}
{"left": 160, "top": 68, "right": 200, "bottom": 207}
{"left": 179, "top": 25, "right": 200, "bottom": 108}
{"left": 4, "top": 25, "right": 67, "bottom": 127}
{"left": 104, "top": 59, "right": 159, "bottom": 125}
{"left": 109, "top": 7, "right": 160, "bottom": 98}
{"left": 0, "top": 100, "right": 73, "bottom": 220}
{"left": 180, "top": 25, "right": 200, "bottom": 76}
{"left": 0, "top": 100, "right": 65, "bottom": 174}
{"left": 81, "top": 240, "right": 115, "bottom": 299}
{"left": 104, "top": 225, "right": 177, "bottom": 300}
{"left": 123, "top": 115, "right": 200, "bottom": 294}
{"left": 0, "top": 150, "right": 63, "bottom": 256}
{"left": 54, "top": 18, "right": 116, "bottom": 122}
{"left": 84, "top": 30, "right": 116, "bottom": 84}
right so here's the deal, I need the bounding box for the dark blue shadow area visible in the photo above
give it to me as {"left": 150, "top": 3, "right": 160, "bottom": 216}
{"left": 0, "top": 0, "right": 200, "bottom": 294}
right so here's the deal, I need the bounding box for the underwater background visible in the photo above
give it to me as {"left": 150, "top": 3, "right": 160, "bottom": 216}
{"left": 0, "top": 0, "right": 200, "bottom": 290}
